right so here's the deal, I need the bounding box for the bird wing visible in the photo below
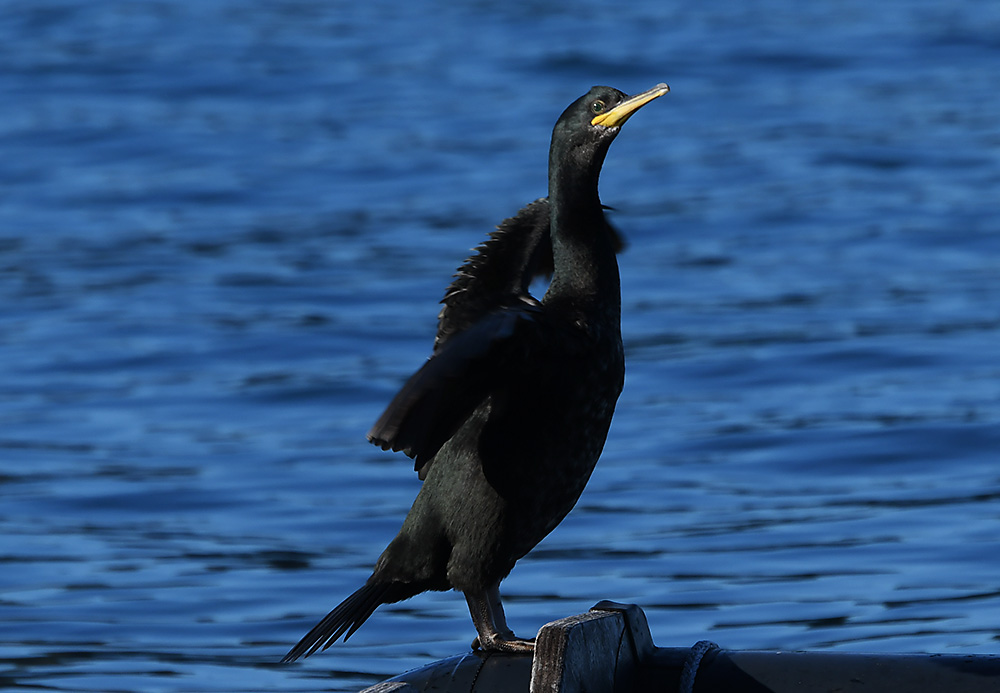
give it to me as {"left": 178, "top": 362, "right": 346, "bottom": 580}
{"left": 433, "top": 198, "right": 624, "bottom": 353}
{"left": 367, "top": 302, "right": 541, "bottom": 478}
{"left": 434, "top": 198, "right": 551, "bottom": 352}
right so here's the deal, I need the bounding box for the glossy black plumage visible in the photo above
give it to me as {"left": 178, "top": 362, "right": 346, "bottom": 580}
{"left": 282, "top": 83, "right": 668, "bottom": 662}
{"left": 435, "top": 197, "right": 625, "bottom": 354}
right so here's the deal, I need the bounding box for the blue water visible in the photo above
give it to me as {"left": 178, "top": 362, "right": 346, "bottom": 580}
{"left": 2, "top": 1, "right": 999, "bottom": 691}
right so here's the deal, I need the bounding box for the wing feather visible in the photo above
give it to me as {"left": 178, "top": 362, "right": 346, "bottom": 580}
{"left": 367, "top": 305, "right": 540, "bottom": 477}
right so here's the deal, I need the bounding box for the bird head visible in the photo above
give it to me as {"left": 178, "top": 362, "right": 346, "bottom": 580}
{"left": 549, "top": 83, "right": 670, "bottom": 199}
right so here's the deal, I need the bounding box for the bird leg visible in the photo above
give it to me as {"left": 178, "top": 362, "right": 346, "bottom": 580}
{"left": 485, "top": 582, "right": 514, "bottom": 638}
{"left": 465, "top": 583, "right": 535, "bottom": 653}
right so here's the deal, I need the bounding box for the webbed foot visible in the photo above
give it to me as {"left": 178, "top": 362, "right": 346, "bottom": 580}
{"left": 471, "top": 633, "right": 535, "bottom": 653}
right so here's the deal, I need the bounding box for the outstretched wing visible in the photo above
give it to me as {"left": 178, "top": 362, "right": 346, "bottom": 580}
{"left": 371, "top": 197, "right": 623, "bottom": 478}
{"left": 435, "top": 198, "right": 625, "bottom": 353}
{"left": 368, "top": 302, "right": 541, "bottom": 478}
{"left": 435, "top": 198, "right": 550, "bottom": 352}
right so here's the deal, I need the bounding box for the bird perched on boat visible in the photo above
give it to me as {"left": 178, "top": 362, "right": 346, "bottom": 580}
{"left": 282, "top": 83, "right": 669, "bottom": 662}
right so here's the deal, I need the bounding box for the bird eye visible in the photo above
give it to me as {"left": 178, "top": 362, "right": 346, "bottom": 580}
{"left": 591, "top": 100, "right": 606, "bottom": 114}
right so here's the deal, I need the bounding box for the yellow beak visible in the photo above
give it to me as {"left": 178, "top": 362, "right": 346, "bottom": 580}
{"left": 591, "top": 83, "right": 670, "bottom": 128}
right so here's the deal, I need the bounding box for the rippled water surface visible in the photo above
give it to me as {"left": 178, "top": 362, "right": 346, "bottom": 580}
{"left": 2, "top": 1, "right": 999, "bottom": 691}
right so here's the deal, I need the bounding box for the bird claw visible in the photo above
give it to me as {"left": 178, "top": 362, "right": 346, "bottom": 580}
{"left": 471, "top": 634, "right": 536, "bottom": 653}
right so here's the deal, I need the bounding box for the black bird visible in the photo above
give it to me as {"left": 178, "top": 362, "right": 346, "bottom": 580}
{"left": 282, "top": 83, "right": 669, "bottom": 662}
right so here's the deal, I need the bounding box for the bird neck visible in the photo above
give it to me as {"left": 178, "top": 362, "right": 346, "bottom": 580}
{"left": 544, "top": 162, "right": 621, "bottom": 311}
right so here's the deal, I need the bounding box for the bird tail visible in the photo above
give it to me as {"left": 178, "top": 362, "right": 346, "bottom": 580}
{"left": 281, "top": 580, "right": 411, "bottom": 663}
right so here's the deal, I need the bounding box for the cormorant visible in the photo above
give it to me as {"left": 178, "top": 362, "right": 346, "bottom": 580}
{"left": 282, "top": 83, "right": 669, "bottom": 662}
